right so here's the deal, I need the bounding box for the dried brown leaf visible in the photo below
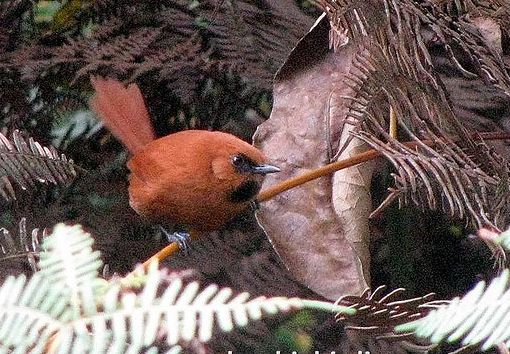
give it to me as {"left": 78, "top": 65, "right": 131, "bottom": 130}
{"left": 254, "top": 18, "right": 369, "bottom": 300}
{"left": 332, "top": 122, "right": 375, "bottom": 286}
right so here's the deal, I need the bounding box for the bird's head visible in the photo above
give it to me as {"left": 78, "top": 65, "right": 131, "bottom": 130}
{"left": 210, "top": 133, "right": 280, "bottom": 204}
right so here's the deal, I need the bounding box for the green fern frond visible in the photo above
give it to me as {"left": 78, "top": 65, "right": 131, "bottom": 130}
{"left": 396, "top": 269, "right": 510, "bottom": 352}
{"left": 0, "top": 223, "right": 354, "bottom": 353}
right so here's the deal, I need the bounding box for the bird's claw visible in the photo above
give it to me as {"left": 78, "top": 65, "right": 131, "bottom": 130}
{"left": 249, "top": 199, "right": 260, "bottom": 211}
{"left": 160, "top": 227, "right": 190, "bottom": 255}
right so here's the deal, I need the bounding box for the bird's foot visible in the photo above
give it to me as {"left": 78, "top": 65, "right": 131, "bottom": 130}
{"left": 249, "top": 199, "right": 260, "bottom": 211}
{"left": 159, "top": 227, "right": 190, "bottom": 255}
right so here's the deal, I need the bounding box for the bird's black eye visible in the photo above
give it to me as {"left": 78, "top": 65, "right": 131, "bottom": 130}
{"left": 232, "top": 154, "right": 260, "bottom": 174}
{"left": 232, "top": 155, "right": 246, "bottom": 167}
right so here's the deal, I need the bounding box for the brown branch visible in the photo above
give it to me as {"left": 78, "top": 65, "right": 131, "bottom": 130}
{"left": 257, "top": 147, "right": 381, "bottom": 202}
{"left": 130, "top": 131, "right": 510, "bottom": 273}
{"left": 141, "top": 242, "right": 181, "bottom": 269}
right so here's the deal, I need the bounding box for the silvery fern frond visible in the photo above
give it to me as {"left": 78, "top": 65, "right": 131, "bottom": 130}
{"left": 0, "top": 218, "right": 46, "bottom": 272}
{"left": 38, "top": 223, "right": 104, "bottom": 317}
{"left": 396, "top": 269, "right": 510, "bottom": 352}
{"left": 0, "top": 223, "right": 353, "bottom": 353}
{"left": 0, "top": 130, "right": 79, "bottom": 202}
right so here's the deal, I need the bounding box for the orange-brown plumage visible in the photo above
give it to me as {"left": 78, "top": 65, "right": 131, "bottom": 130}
{"left": 90, "top": 77, "right": 278, "bottom": 231}
{"left": 90, "top": 76, "right": 155, "bottom": 154}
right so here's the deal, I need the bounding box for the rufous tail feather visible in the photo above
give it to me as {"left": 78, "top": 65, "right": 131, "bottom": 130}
{"left": 90, "top": 76, "right": 155, "bottom": 154}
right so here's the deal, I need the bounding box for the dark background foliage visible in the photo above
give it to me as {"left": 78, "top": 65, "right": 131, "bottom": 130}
{"left": 0, "top": 0, "right": 507, "bottom": 352}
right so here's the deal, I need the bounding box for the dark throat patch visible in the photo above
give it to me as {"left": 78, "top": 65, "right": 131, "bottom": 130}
{"left": 229, "top": 180, "right": 260, "bottom": 203}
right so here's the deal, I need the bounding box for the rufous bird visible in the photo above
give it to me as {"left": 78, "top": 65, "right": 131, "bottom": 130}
{"left": 90, "top": 77, "right": 279, "bottom": 250}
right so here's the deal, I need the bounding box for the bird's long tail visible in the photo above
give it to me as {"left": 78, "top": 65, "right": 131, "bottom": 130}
{"left": 90, "top": 76, "right": 155, "bottom": 154}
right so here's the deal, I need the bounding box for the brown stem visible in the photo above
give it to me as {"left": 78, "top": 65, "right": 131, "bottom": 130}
{"left": 127, "top": 231, "right": 199, "bottom": 278}
{"left": 259, "top": 131, "right": 510, "bottom": 202}
{"left": 257, "top": 148, "right": 381, "bottom": 202}
{"left": 389, "top": 106, "right": 398, "bottom": 139}
{"left": 132, "top": 131, "right": 510, "bottom": 272}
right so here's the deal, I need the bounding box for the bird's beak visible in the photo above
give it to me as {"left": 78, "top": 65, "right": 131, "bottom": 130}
{"left": 250, "top": 164, "right": 281, "bottom": 174}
